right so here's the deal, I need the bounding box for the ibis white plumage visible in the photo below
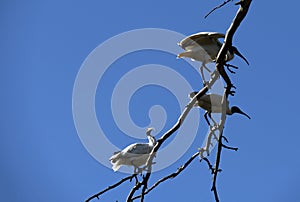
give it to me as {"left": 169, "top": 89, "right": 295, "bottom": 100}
{"left": 109, "top": 128, "right": 156, "bottom": 173}
{"left": 178, "top": 32, "right": 249, "bottom": 81}
{"left": 189, "top": 92, "right": 251, "bottom": 125}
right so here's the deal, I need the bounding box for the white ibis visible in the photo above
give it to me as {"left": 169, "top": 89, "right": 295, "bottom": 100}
{"left": 189, "top": 92, "right": 250, "bottom": 125}
{"left": 177, "top": 32, "right": 249, "bottom": 81}
{"left": 109, "top": 128, "right": 156, "bottom": 173}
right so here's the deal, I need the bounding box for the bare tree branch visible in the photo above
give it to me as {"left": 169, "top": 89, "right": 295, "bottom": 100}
{"left": 201, "top": 157, "right": 214, "bottom": 174}
{"left": 203, "top": 2, "right": 252, "bottom": 200}
{"left": 210, "top": 89, "right": 228, "bottom": 202}
{"left": 216, "top": 0, "right": 252, "bottom": 95}
{"left": 222, "top": 143, "right": 238, "bottom": 151}
{"left": 204, "top": 0, "right": 234, "bottom": 18}
{"left": 132, "top": 151, "right": 200, "bottom": 200}
{"left": 199, "top": 124, "right": 221, "bottom": 158}
{"left": 211, "top": 135, "right": 222, "bottom": 202}
{"left": 126, "top": 177, "right": 145, "bottom": 202}
{"left": 85, "top": 174, "right": 137, "bottom": 202}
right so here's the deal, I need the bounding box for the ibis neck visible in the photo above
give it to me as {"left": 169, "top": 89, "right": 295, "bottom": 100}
{"left": 147, "top": 136, "right": 156, "bottom": 147}
{"left": 227, "top": 108, "right": 233, "bottom": 115}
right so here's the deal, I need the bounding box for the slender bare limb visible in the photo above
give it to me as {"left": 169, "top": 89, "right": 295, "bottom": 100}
{"left": 215, "top": 0, "right": 252, "bottom": 95}
{"left": 222, "top": 143, "right": 238, "bottom": 151}
{"left": 210, "top": 89, "right": 227, "bottom": 202}
{"left": 85, "top": 174, "right": 137, "bottom": 202}
{"left": 211, "top": 137, "right": 222, "bottom": 202}
{"left": 201, "top": 157, "right": 214, "bottom": 174}
{"left": 126, "top": 179, "right": 145, "bottom": 202}
{"left": 204, "top": 125, "right": 222, "bottom": 155}
{"left": 204, "top": 0, "right": 233, "bottom": 18}
{"left": 140, "top": 175, "right": 148, "bottom": 202}
{"left": 132, "top": 151, "right": 200, "bottom": 200}
{"left": 222, "top": 135, "right": 229, "bottom": 143}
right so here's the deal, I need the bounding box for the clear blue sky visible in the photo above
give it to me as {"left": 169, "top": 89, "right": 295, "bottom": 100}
{"left": 1, "top": 1, "right": 300, "bottom": 201}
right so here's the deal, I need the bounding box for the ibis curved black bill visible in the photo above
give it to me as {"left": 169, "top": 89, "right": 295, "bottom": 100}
{"left": 231, "top": 106, "right": 251, "bottom": 119}
{"left": 238, "top": 111, "right": 251, "bottom": 119}
{"left": 231, "top": 46, "right": 249, "bottom": 65}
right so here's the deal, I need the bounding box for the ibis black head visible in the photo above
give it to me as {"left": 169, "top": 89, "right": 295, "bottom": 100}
{"left": 230, "top": 46, "right": 249, "bottom": 65}
{"left": 231, "top": 106, "right": 251, "bottom": 119}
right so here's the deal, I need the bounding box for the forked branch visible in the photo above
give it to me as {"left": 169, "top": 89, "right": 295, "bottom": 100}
{"left": 131, "top": 151, "right": 200, "bottom": 200}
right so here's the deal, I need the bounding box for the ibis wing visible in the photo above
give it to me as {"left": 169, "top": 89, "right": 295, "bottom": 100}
{"left": 178, "top": 37, "right": 200, "bottom": 50}
{"left": 187, "top": 32, "right": 224, "bottom": 44}
{"left": 109, "top": 151, "right": 121, "bottom": 163}
{"left": 195, "top": 94, "right": 212, "bottom": 111}
{"left": 126, "top": 143, "right": 152, "bottom": 154}
{"left": 195, "top": 94, "right": 229, "bottom": 112}
{"left": 204, "top": 33, "right": 225, "bottom": 58}
{"left": 207, "top": 94, "right": 230, "bottom": 107}
{"left": 207, "top": 32, "right": 225, "bottom": 39}
{"left": 179, "top": 32, "right": 224, "bottom": 57}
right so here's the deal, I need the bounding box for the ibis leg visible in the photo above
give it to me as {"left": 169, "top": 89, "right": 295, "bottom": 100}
{"left": 200, "top": 64, "right": 211, "bottom": 86}
{"left": 204, "top": 111, "right": 211, "bottom": 126}
{"left": 208, "top": 112, "right": 218, "bottom": 126}
{"left": 131, "top": 161, "right": 141, "bottom": 174}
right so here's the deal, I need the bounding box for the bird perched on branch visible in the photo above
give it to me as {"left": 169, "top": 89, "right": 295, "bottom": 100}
{"left": 177, "top": 32, "right": 249, "bottom": 82}
{"left": 109, "top": 128, "right": 156, "bottom": 173}
{"left": 189, "top": 92, "right": 250, "bottom": 125}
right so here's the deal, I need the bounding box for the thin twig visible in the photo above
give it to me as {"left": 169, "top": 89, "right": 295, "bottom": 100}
{"left": 205, "top": 0, "right": 233, "bottom": 18}
{"left": 222, "top": 143, "right": 238, "bottom": 151}
{"left": 201, "top": 157, "right": 214, "bottom": 174}
{"left": 200, "top": 124, "right": 221, "bottom": 158}
{"left": 132, "top": 151, "right": 200, "bottom": 200}
{"left": 85, "top": 174, "right": 137, "bottom": 202}
{"left": 222, "top": 136, "right": 229, "bottom": 143}
{"left": 126, "top": 180, "right": 144, "bottom": 202}
{"left": 140, "top": 175, "right": 148, "bottom": 202}
{"left": 211, "top": 136, "right": 222, "bottom": 202}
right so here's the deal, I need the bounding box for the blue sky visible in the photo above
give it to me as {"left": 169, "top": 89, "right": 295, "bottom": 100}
{"left": 1, "top": 1, "right": 300, "bottom": 201}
